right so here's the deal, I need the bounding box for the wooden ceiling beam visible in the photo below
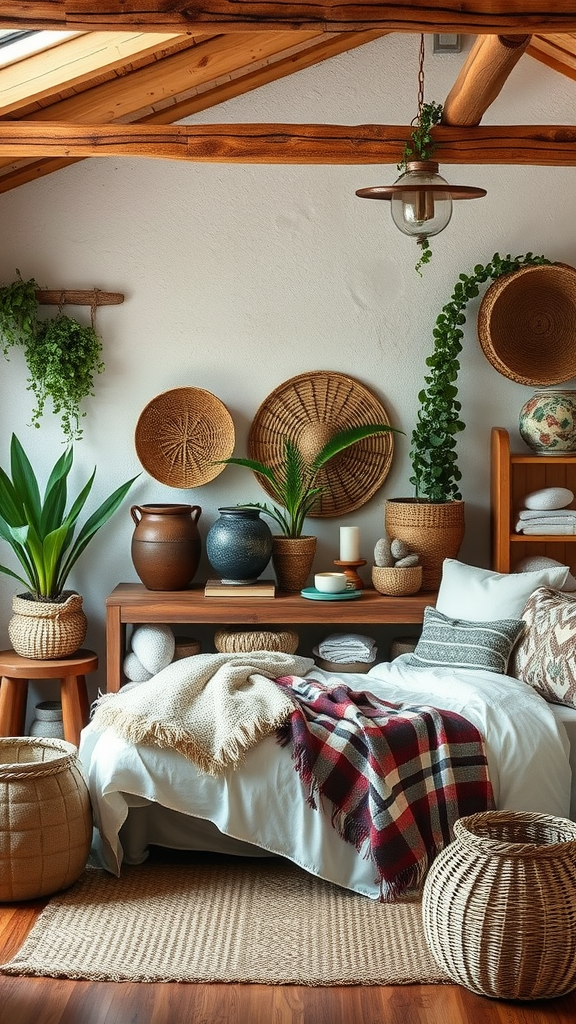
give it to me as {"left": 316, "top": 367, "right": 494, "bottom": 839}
{"left": 442, "top": 34, "right": 531, "bottom": 126}
{"left": 0, "top": 121, "right": 575, "bottom": 165}
{"left": 3, "top": 3, "right": 576, "bottom": 35}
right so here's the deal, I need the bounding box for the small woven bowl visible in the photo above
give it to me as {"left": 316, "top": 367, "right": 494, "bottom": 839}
{"left": 214, "top": 628, "right": 299, "bottom": 654}
{"left": 372, "top": 565, "right": 422, "bottom": 597}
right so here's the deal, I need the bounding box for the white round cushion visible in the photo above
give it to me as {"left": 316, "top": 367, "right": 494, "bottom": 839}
{"left": 123, "top": 651, "right": 154, "bottom": 682}
{"left": 524, "top": 486, "right": 574, "bottom": 510}
{"left": 131, "top": 623, "right": 175, "bottom": 674}
{"left": 515, "top": 555, "right": 576, "bottom": 591}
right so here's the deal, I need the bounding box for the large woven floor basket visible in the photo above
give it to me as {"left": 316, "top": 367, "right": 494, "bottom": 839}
{"left": 422, "top": 810, "right": 576, "bottom": 1000}
{"left": 0, "top": 737, "right": 92, "bottom": 902}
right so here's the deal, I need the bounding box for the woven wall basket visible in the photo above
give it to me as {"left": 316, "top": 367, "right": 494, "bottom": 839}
{"left": 0, "top": 737, "right": 92, "bottom": 902}
{"left": 8, "top": 591, "right": 87, "bottom": 660}
{"left": 384, "top": 499, "right": 465, "bottom": 591}
{"left": 422, "top": 810, "right": 576, "bottom": 1001}
{"left": 214, "top": 628, "right": 299, "bottom": 654}
{"left": 477, "top": 263, "right": 576, "bottom": 386}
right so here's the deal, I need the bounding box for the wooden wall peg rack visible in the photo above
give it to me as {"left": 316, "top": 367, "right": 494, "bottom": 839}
{"left": 35, "top": 289, "right": 124, "bottom": 306}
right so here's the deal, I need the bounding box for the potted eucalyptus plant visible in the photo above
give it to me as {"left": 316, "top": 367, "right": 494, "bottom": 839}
{"left": 0, "top": 433, "right": 138, "bottom": 659}
{"left": 386, "top": 251, "right": 551, "bottom": 590}
{"left": 0, "top": 272, "right": 104, "bottom": 443}
{"left": 219, "top": 423, "right": 401, "bottom": 590}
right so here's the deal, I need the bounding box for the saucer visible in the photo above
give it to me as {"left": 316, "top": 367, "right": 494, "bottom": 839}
{"left": 300, "top": 587, "right": 362, "bottom": 601}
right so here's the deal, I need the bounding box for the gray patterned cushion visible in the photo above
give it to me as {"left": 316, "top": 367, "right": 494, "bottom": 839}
{"left": 512, "top": 586, "right": 576, "bottom": 707}
{"left": 411, "top": 606, "right": 525, "bottom": 675}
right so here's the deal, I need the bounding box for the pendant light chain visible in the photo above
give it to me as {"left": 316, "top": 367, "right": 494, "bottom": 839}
{"left": 416, "top": 33, "right": 425, "bottom": 124}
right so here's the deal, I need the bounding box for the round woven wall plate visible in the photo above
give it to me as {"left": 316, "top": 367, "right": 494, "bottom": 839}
{"left": 477, "top": 263, "right": 576, "bottom": 386}
{"left": 247, "top": 371, "right": 394, "bottom": 518}
{"left": 135, "top": 387, "right": 235, "bottom": 488}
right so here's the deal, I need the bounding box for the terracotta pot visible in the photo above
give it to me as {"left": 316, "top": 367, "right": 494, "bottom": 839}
{"left": 384, "top": 498, "right": 465, "bottom": 591}
{"left": 131, "top": 504, "right": 202, "bottom": 591}
{"left": 271, "top": 535, "right": 317, "bottom": 592}
{"left": 8, "top": 591, "right": 87, "bottom": 660}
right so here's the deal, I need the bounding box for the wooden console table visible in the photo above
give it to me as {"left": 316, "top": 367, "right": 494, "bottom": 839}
{"left": 105, "top": 583, "right": 436, "bottom": 692}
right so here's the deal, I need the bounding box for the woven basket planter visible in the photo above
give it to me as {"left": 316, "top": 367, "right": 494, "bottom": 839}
{"left": 271, "top": 535, "right": 317, "bottom": 592}
{"left": 371, "top": 564, "right": 422, "bottom": 596}
{"left": 214, "top": 628, "right": 299, "bottom": 654}
{"left": 8, "top": 591, "right": 87, "bottom": 660}
{"left": 384, "top": 499, "right": 465, "bottom": 591}
{"left": 422, "top": 810, "right": 576, "bottom": 1000}
{"left": 0, "top": 737, "right": 92, "bottom": 902}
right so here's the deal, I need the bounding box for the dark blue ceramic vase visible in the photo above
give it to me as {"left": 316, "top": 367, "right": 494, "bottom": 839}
{"left": 206, "top": 507, "right": 273, "bottom": 584}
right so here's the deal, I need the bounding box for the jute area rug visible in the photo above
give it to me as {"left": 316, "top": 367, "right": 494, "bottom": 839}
{"left": 0, "top": 858, "right": 448, "bottom": 986}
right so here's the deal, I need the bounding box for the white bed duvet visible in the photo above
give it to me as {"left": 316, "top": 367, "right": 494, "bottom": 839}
{"left": 79, "top": 657, "right": 573, "bottom": 900}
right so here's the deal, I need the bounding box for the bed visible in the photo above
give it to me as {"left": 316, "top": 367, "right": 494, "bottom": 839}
{"left": 79, "top": 654, "right": 574, "bottom": 902}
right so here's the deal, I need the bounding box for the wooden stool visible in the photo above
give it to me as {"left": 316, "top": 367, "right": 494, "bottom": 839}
{"left": 0, "top": 649, "right": 97, "bottom": 748}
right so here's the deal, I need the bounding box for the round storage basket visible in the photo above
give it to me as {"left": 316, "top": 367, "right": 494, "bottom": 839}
{"left": 372, "top": 565, "right": 422, "bottom": 596}
{"left": 214, "top": 628, "right": 299, "bottom": 654}
{"left": 0, "top": 737, "right": 92, "bottom": 902}
{"left": 422, "top": 810, "right": 576, "bottom": 1000}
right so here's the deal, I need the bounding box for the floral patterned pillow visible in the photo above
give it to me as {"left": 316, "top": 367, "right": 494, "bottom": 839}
{"left": 513, "top": 586, "right": 576, "bottom": 707}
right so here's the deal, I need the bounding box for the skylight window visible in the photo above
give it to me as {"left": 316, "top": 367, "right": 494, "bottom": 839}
{"left": 0, "top": 29, "right": 81, "bottom": 68}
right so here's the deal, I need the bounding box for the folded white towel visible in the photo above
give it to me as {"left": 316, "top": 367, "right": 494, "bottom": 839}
{"left": 521, "top": 524, "right": 576, "bottom": 535}
{"left": 517, "top": 508, "right": 576, "bottom": 521}
{"left": 516, "top": 516, "right": 576, "bottom": 531}
{"left": 317, "top": 633, "right": 377, "bottom": 663}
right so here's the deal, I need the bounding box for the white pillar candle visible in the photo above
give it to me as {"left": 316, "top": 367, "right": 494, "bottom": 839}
{"left": 340, "top": 526, "right": 360, "bottom": 561}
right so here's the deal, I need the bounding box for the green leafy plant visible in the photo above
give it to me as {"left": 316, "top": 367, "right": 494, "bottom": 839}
{"left": 218, "top": 425, "right": 402, "bottom": 537}
{"left": 0, "top": 433, "right": 138, "bottom": 601}
{"left": 0, "top": 273, "right": 105, "bottom": 443}
{"left": 397, "top": 102, "right": 444, "bottom": 276}
{"left": 410, "top": 251, "right": 552, "bottom": 503}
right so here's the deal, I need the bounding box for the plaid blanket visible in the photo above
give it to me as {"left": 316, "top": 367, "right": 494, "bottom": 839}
{"left": 275, "top": 676, "right": 495, "bottom": 900}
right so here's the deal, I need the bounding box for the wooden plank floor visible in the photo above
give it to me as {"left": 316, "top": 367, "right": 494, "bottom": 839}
{"left": 1, "top": 898, "right": 576, "bottom": 1024}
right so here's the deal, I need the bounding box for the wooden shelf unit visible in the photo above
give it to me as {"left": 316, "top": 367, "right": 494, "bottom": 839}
{"left": 491, "top": 426, "right": 576, "bottom": 574}
{"left": 105, "top": 583, "right": 437, "bottom": 693}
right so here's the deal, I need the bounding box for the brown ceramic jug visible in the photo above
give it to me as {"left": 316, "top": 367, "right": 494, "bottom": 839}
{"left": 130, "top": 504, "right": 202, "bottom": 591}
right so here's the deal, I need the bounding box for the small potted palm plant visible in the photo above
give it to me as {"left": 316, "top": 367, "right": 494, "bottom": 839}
{"left": 219, "top": 423, "right": 401, "bottom": 590}
{"left": 0, "top": 434, "right": 138, "bottom": 658}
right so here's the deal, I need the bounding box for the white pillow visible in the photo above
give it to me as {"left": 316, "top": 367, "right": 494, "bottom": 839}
{"left": 436, "top": 558, "right": 569, "bottom": 621}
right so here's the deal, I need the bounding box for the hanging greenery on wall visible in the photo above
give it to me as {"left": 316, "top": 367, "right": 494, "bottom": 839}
{"left": 0, "top": 272, "right": 105, "bottom": 442}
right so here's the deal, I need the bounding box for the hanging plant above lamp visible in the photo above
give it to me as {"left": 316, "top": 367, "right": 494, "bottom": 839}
{"left": 356, "top": 35, "right": 487, "bottom": 275}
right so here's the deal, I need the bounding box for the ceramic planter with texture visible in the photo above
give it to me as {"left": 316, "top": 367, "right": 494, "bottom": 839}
{"left": 206, "top": 507, "right": 273, "bottom": 584}
{"left": 384, "top": 499, "right": 465, "bottom": 591}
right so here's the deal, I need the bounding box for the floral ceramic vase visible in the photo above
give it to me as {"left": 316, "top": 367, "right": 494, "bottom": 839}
{"left": 519, "top": 390, "right": 576, "bottom": 455}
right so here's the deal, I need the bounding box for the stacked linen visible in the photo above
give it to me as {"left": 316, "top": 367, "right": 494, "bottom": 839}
{"left": 515, "top": 485, "right": 576, "bottom": 534}
{"left": 313, "top": 633, "right": 377, "bottom": 672}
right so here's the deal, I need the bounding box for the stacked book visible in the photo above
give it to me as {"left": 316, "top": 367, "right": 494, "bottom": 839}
{"left": 204, "top": 579, "right": 276, "bottom": 597}
{"left": 515, "top": 509, "right": 576, "bottom": 535}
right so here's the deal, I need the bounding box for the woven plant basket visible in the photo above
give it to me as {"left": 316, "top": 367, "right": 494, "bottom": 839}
{"left": 371, "top": 565, "right": 422, "bottom": 596}
{"left": 8, "top": 591, "right": 87, "bottom": 660}
{"left": 0, "top": 737, "right": 92, "bottom": 902}
{"left": 422, "top": 810, "right": 576, "bottom": 1001}
{"left": 477, "top": 263, "right": 576, "bottom": 386}
{"left": 214, "top": 628, "right": 299, "bottom": 654}
{"left": 271, "top": 535, "right": 317, "bottom": 592}
{"left": 384, "top": 499, "right": 465, "bottom": 591}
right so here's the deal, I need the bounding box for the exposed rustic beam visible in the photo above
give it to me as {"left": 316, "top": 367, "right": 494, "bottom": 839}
{"left": 528, "top": 31, "right": 576, "bottom": 81}
{"left": 2, "top": 3, "right": 576, "bottom": 35}
{"left": 1, "top": 121, "right": 575, "bottom": 165}
{"left": 443, "top": 34, "right": 532, "bottom": 126}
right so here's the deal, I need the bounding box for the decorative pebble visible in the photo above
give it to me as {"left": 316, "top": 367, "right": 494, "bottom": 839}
{"left": 131, "top": 623, "right": 175, "bottom": 674}
{"left": 390, "top": 538, "right": 411, "bottom": 560}
{"left": 515, "top": 555, "right": 576, "bottom": 591}
{"left": 374, "top": 536, "right": 394, "bottom": 567}
{"left": 395, "top": 554, "right": 420, "bottom": 568}
{"left": 523, "top": 486, "right": 574, "bottom": 511}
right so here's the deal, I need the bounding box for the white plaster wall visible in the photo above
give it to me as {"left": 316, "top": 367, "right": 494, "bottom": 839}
{"left": 1, "top": 34, "right": 575, "bottom": 694}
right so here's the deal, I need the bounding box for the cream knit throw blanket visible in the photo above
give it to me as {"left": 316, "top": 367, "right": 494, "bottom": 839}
{"left": 91, "top": 651, "right": 314, "bottom": 775}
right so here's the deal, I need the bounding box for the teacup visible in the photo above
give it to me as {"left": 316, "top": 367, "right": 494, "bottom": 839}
{"left": 314, "top": 572, "right": 348, "bottom": 594}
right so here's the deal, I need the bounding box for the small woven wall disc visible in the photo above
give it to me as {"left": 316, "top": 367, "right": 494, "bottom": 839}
{"left": 135, "top": 387, "right": 235, "bottom": 488}
{"left": 477, "top": 263, "right": 576, "bottom": 386}
{"left": 247, "top": 371, "right": 394, "bottom": 518}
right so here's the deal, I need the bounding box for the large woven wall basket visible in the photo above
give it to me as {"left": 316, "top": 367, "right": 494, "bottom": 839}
{"left": 422, "top": 810, "right": 576, "bottom": 1000}
{"left": 0, "top": 737, "right": 92, "bottom": 902}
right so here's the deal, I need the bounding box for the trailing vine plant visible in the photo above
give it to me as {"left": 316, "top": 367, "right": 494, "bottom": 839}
{"left": 0, "top": 272, "right": 105, "bottom": 442}
{"left": 410, "top": 251, "right": 552, "bottom": 503}
{"left": 397, "top": 101, "right": 443, "bottom": 275}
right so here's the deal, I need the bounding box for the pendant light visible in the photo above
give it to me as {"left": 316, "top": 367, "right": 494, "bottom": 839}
{"left": 356, "top": 36, "right": 486, "bottom": 270}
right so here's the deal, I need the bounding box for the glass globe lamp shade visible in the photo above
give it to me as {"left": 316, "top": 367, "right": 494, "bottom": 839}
{"left": 390, "top": 163, "right": 453, "bottom": 239}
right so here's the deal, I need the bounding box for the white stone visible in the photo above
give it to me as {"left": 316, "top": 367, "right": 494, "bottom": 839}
{"left": 515, "top": 555, "right": 576, "bottom": 591}
{"left": 523, "top": 486, "right": 574, "bottom": 510}
{"left": 374, "top": 537, "right": 393, "bottom": 567}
